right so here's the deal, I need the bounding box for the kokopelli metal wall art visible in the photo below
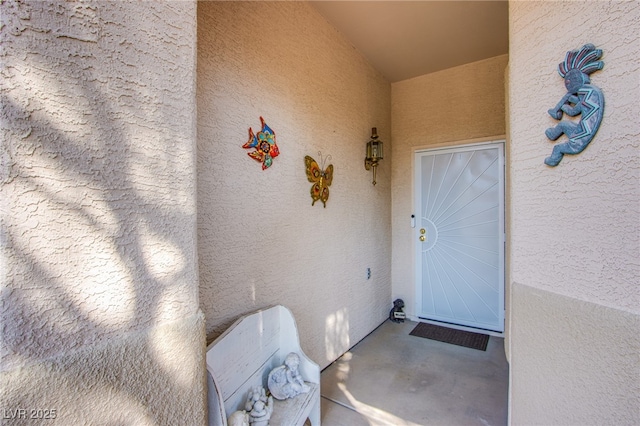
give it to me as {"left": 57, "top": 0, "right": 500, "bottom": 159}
{"left": 545, "top": 44, "right": 605, "bottom": 167}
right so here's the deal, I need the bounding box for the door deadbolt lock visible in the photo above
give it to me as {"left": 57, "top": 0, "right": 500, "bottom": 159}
{"left": 420, "top": 228, "right": 426, "bottom": 234}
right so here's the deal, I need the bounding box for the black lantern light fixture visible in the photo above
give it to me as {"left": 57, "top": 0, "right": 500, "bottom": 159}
{"left": 364, "top": 127, "right": 383, "bottom": 185}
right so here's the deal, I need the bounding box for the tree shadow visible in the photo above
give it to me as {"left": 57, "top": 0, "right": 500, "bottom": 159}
{"left": 2, "top": 1, "right": 203, "bottom": 422}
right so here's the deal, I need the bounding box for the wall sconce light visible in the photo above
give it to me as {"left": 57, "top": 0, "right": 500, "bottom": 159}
{"left": 364, "top": 127, "right": 383, "bottom": 185}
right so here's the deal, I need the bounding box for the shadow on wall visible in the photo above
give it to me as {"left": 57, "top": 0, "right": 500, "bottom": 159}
{"left": 1, "top": 2, "right": 201, "bottom": 422}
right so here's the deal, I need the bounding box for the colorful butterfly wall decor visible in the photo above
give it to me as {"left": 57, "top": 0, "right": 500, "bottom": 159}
{"left": 304, "top": 153, "right": 333, "bottom": 208}
{"left": 243, "top": 117, "right": 280, "bottom": 170}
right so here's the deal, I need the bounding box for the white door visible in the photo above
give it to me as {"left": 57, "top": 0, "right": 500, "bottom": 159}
{"left": 414, "top": 142, "right": 505, "bottom": 333}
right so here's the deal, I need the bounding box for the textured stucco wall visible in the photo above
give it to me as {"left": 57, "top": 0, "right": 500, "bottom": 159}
{"left": 508, "top": 1, "right": 640, "bottom": 423}
{"left": 390, "top": 55, "right": 508, "bottom": 320}
{"left": 197, "top": 2, "right": 392, "bottom": 369}
{"left": 510, "top": 282, "right": 639, "bottom": 424}
{"left": 3, "top": 313, "right": 206, "bottom": 425}
{"left": 1, "top": 1, "right": 205, "bottom": 424}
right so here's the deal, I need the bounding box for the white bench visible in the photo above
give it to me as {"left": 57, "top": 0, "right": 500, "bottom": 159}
{"left": 206, "top": 305, "right": 321, "bottom": 426}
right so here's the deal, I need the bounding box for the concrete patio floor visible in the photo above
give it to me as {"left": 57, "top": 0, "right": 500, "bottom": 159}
{"left": 320, "top": 319, "right": 509, "bottom": 426}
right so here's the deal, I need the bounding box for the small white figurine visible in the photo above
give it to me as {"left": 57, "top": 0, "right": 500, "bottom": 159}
{"left": 244, "top": 386, "right": 273, "bottom": 426}
{"left": 267, "top": 352, "right": 310, "bottom": 400}
{"left": 228, "top": 410, "right": 249, "bottom": 426}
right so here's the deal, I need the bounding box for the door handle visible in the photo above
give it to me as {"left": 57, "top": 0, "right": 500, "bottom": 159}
{"left": 419, "top": 235, "right": 426, "bottom": 242}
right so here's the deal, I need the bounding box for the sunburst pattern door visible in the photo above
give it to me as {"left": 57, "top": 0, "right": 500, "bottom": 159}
{"left": 415, "top": 142, "right": 505, "bottom": 332}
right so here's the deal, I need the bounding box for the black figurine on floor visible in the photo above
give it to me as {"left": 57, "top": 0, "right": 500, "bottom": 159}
{"left": 389, "top": 298, "right": 405, "bottom": 323}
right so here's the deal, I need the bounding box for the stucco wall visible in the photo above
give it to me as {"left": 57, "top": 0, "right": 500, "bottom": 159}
{"left": 197, "top": 1, "right": 392, "bottom": 369}
{"left": 1, "top": 1, "right": 205, "bottom": 424}
{"left": 508, "top": 1, "right": 640, "bottom": 423}
{"left": 390, "top": 55, "right": 508, "bottom": 321}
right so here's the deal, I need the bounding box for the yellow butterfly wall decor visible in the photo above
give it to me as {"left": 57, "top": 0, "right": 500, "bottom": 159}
{"left": 304, "top": 153, "right": 333, "bottom": 208}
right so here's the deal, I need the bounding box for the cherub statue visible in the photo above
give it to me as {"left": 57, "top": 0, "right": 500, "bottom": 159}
{"left": 544, "top": 44, "right": 605, "bottom": 166}
{"left": 243, "top": 386, "right": 273, "bottom": 426}
{"left": 267, "top": 352, "right": 310, "bottom": 400}
{"left": 228, "top": 410, "right": 249, "bottom": 426}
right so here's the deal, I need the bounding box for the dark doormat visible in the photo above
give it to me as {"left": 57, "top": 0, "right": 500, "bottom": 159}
{"left": 409, "top": 322, "right": 489, "bottom": 351}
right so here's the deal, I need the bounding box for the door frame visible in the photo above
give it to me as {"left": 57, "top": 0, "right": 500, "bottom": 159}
{"left": 413, "top": 140, "right": 506, "bottom": 334}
